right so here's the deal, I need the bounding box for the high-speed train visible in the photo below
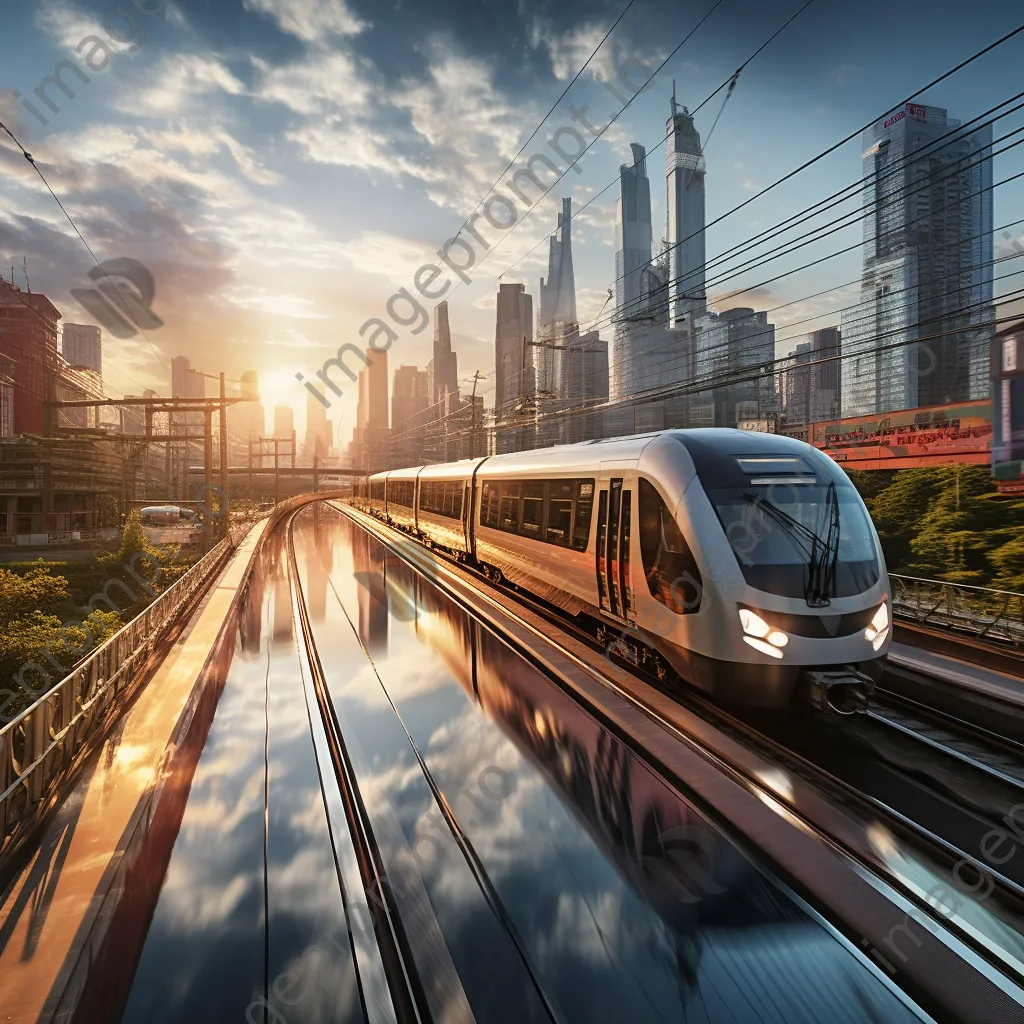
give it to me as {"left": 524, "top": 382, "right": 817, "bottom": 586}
{"left": 351, "top": 429, "right": 892, "bottom": 711}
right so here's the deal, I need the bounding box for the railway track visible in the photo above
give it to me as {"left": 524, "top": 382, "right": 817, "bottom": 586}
{"left": 332, "top": 499, "right": 1024, "bottom": 1021}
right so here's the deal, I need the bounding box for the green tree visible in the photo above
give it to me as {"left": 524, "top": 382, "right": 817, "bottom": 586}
{"left": 903, "top": 466, "right": 1013, "bottom": 583}
{"left": 0, "top": 609, "right": 121, "bottom": 695}
{"left": 0, "top": 563, "right": 70, "bottom": 622}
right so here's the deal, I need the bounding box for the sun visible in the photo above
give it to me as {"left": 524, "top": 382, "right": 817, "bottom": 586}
{"left": 254, "top": 365, "right": 305, "bottom": 414}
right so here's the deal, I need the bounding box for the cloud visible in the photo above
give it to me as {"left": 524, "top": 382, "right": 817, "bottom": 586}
{"left": 127, "top": 53, "right": 246, "bottom": 116}
{"left": 224, "top": 287, "right": 330, "bottom": 318}
{"left": 539, "top": 22, "right": 620, "bottom": 83}
{"left": 253, "top": 50, "right": 373, "bottom": 116}
{"left": 33, "top": 0, "right": 103, "bottom": 50}
{"left": 242, "top": 0, "right": 366, "bottom": 42}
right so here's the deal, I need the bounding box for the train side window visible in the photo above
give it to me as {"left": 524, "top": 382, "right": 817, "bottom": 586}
{"left": 572, "top": 480, "right": 594, "bottom": 551}
{"left": 621, "top": 489, "right": 633, "bottom": 613}
{"left": 498, "top": 482, "right": 520, "bottom": 533}
{"left": 450, "top": 482, "right": 463, "bottom": 521}
{"left": 480, "top": 483, "right": 491, "bottom": 525}
{"left": 638, "top": 478, "right": 702, "bottom": 614}
{"left": 521, "top": 481, "right": 543, "bottom": 536}
{"left": 546, "top": 480, "right": 573, "bottom": 546}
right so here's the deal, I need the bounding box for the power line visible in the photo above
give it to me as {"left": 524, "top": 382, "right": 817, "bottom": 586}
{"left": 486, "top": 21, "right": 1024, "bottom": 293}
{"left": 439, "top": 0, "right": 639, "bottom": 262}
{"left": 589, "top": 151, "right": 1023, "bottom": 342}
{"left": 0, "top": 120, "right": 170, "bottom": 374}
{"left": 443, "top": 0, "right": 737, "bottom": 298}
{"left": 612, "top": 245, "right": 1024, "bottom": 401}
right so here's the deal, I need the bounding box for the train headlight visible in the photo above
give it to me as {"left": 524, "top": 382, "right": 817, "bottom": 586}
{"left": 864, "top": 601, "right": 890, "bottom": 650}
{"left": 739, "top": 608, "right": 770, "bottom": 638}
{"left": 739, "top": 609, "right": 788, "bottom": 657}
{"left": 743, "top": 636, "right": 783, "bottom": 659}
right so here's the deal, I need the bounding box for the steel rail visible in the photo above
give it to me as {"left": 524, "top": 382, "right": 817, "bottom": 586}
{"left": 868, "top": 693, "right": 1024, "bottom": 792}
{"left": 285, "top": 509, "right": 427, "bottom": 1024}
{"left": 332, "top": 499, "right": 1024, "bottom": 1020}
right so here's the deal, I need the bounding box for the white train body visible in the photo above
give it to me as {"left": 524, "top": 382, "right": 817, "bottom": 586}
{"left": 352, "top": 430, "right": 892, "bottom": 709}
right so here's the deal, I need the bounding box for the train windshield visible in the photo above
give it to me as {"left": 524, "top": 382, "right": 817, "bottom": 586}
{"left": 707, "top": 481, "right": 879, "bottom": 600}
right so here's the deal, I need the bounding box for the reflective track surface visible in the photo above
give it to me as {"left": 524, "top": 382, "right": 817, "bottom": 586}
{"left": 11, "top": 503, "right": 932, "bottom": 1023}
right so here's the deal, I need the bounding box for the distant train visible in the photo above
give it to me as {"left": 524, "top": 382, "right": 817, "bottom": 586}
{"left": 139, "top": 505, "right": 199, "bottom": 526}
{"left": 351, "top": 429, "right": 892, "bottom": 712}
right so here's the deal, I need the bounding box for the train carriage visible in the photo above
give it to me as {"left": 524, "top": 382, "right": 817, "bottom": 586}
{"left": 414, "top": 458, "right": 484, "bottom": 556}
{"left": 384, "top": 465, "right": 420, "bottom": 533}
{"left": 361, "top": 429, "right": 891, "bottom": 711}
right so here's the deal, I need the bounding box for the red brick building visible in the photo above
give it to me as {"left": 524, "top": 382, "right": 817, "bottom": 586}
{"left": 0, "top": 279, "right": 61, "bottom": 434}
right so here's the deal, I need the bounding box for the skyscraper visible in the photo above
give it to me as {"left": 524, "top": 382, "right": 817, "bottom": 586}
{"left": 494, "top": 282, "right": 534, "bottom": 453}
{"left": 171, "top": 355, "right": 204, "bottom": 400}
{"left": 841, "top": 103, "right": 994, "bottom": 417}
{"left": 306, "top": 386, "right": 332, "bottom": 464}
{"left": 349, "top": 349, "right": 389, "bottom": 470}
{"left": 537, "top": 198, "right": 577, "bottom": 401}
{"left": 691, "top": 308, "right": 775, "bottom": 428}
{"left": 562, "top": 329, "right": 608, "bottom": 444}
{"left": 809, "top": 326, "right": 841, "bottom": 422}
{"left": 666, "top": 91, "right": 707, "bottom": 332}
{"left": 615, "top": 144, "right": 653, "bottom": 323}
{"left": 610, "top": 143, "right": 672, "bottom": 402}
{"left": 430, "top": 301, "right": 458, "bottom": 409}
{"left": 273, "top": 404, "right": 294, "bottom": 440}
{"left": 61, "top": 323, "right": 102, "bottom": 375}
{"left": 392, "top": 364, "right": 429, "bottom": 467}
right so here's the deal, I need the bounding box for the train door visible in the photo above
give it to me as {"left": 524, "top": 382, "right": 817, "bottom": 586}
{"left": 462, "top": 481, "right": 472, "bottom": 551}
{"left": 595, "top": 476, "right": 635, "bottom": 621}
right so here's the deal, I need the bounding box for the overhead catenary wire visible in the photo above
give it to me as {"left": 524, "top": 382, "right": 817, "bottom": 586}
{"left": 387, "top": 300, "right": 1022, "bottom": 455}
{"left": 381, "top": 236, "right": 1024, "bottom": 454}
{"left": 485, "top": 22, "right": 1024, "bottom": 293}
{"left": 513, "top": 89, "right": 1024, "bottom": 338}
{"left": 441, "top": 0, "right": 737, "bottom": 299}
{"left": 586, "top": 152, "right": 1024, "bottom": 344}
{"left": 384, "top": 132, "right": 1023, "bottom": 451}
{"left": 478, "top": 0, "right": 818, "bottom": 288}
{"left": 0, "top": 120, "right": 170, "bottom": 375}
{"left": 438, "top": 0, "right": 639, "bottom": 262}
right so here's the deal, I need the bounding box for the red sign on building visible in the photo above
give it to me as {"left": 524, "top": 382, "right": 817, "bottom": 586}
{"left": 809, "top": 400, "right": 992, "bottom": 470}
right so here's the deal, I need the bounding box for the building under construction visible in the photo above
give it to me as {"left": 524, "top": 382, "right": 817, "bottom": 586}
{"left": 0, "top": 279, "right": 172, "bottom": 544}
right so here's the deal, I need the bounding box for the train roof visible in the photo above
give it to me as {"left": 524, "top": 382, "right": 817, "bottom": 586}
{"left": 371, "top": 429, "right": 823, "bottom": 482}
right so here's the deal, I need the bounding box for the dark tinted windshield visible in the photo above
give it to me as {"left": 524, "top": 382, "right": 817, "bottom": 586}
{"left": 708, "top": 482, "right": 879, "bottom": 599}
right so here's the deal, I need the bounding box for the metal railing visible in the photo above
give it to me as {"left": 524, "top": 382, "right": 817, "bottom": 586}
{"left": 890, "top": 573, "right": 1024, "bottom": 649}
{"left": 0, "top": 533, "right": 241, "bottom": 863}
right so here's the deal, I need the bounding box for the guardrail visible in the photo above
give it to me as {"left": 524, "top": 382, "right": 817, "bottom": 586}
{"left": 890, "top": 573, "right": 1024, "bottom": 649}
{"left": 0, "top": 533, "right": 241, "bottom": 865}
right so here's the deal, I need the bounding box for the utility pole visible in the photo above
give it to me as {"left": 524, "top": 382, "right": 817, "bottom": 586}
{"left": 274, "top": 439, "right": 281, "bottom": 506}
{"left": 219, "top": 372, "right": 228, "bottom": 533}
{"left": 203, "top": 407, "right": 213, "bottom": 551}
{"left": 470, "top": 370, "right": 484, "bottom": 457}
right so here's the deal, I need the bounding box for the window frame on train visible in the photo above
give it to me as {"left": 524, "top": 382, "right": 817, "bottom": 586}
{"left": 638, "top": 477, "right": 703, "bottom": 615}
{"left": 479, "top": 478, "right": 595, "bottom": 552}
{"left": 418, "top": 479, "right": 464, "bottom": 520}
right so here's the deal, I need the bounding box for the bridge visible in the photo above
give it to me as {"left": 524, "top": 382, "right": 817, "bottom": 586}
{"left": 1, "top": 494, "right": 1024, "bottom": 1023}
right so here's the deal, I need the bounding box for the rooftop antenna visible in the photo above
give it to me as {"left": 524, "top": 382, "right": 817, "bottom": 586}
{"left": 22, "top": 257, "right": 30, "bottom": 293}
{"left": 671, "top": 79, "right": 678, "bottom": 117}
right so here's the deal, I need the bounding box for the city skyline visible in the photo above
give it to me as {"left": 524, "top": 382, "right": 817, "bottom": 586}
{"left": 2, "top": 1, "right": 1022, "bottom": 443}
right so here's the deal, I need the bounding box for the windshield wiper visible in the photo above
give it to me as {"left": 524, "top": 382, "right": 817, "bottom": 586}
{"left": 806, "top": 481, "right": 839, "bottom": 602}
{"left": 741, "top": 491, "right": 835, "bottom": 606}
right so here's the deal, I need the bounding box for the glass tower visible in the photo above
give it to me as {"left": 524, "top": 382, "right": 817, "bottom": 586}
{"left": 842, "top": 103, "right": 994, "bottom": 417}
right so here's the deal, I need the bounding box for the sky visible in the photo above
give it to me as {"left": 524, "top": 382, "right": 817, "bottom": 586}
{"left": 1, "top": 0, "right": 1023, "bottom": 445}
